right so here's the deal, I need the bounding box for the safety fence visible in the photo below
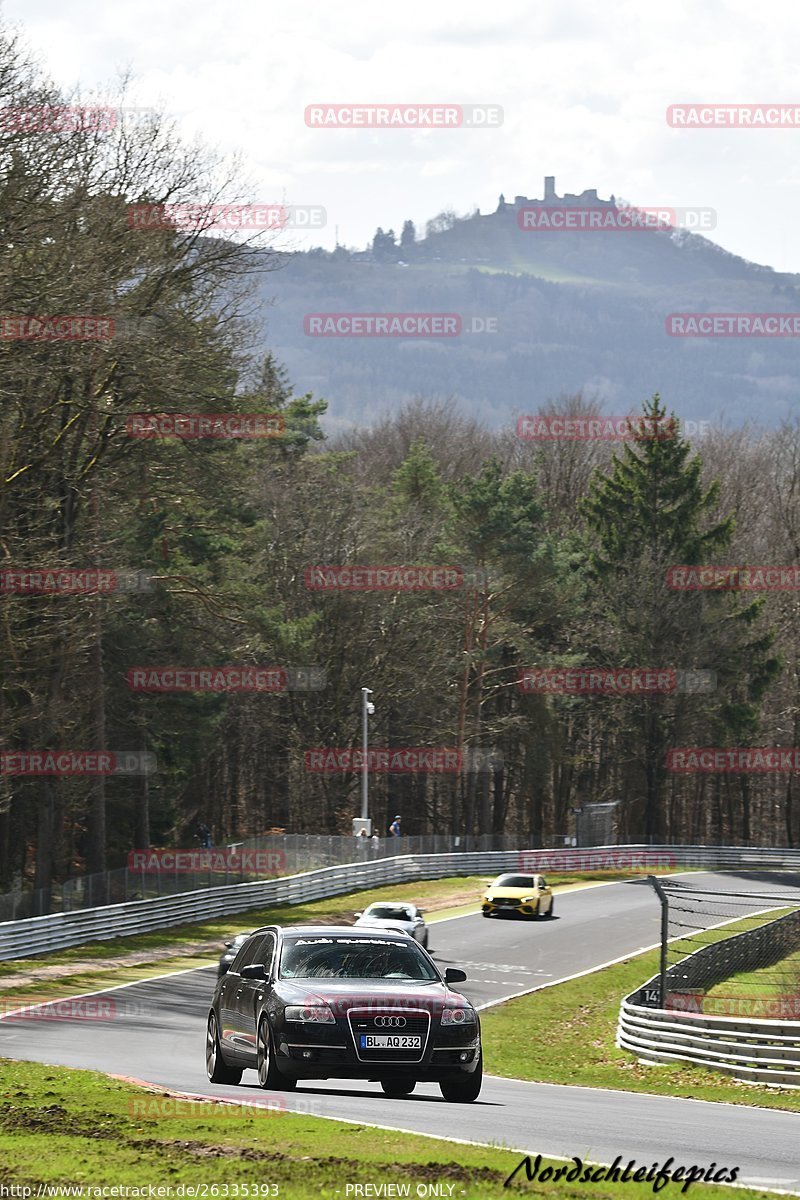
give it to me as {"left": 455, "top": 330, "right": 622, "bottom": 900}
{"left": 4, "top": 842, "right": 800, "bottom": 963}
{"left": 7, "top": 831, "right": 797, "bottom": 922}
{"left": 618, "top": 883, "right": 800, "bottom": 1085}
{"left": 0, "top": 833, "right": 528, "bottom": 921}
{"left": 0, "top": 848, "right": 522, "bottom": 961}
{"left": 617, "top": 998, "right": 800, "bottom": 1087}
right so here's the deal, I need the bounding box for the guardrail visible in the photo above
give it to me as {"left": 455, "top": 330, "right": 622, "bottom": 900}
{"left": 617, "top": 998, "right": 800, "bottom": 1086}
{"left": 528, "top": 845, "right": 800, "bottom": 871}
{"left": 0, "top": 833, "right": 531, "bottom": 921}
{"left": 11, "top": 835, "right": 800, "bottom": 923}
{"left": 4, "top": 842, "right": 800, "bottom": 963}
{"left": 0, "top": 849, "right": 521, "bottom": 961}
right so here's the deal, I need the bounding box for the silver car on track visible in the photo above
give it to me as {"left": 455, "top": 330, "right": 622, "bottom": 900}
{"left": 353, "top": 901, "right": 429, "bottom": 948}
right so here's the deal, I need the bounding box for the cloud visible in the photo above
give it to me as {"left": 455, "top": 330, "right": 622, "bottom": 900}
{"left": 4, "top": 0, "right": 800, "bottom": 270}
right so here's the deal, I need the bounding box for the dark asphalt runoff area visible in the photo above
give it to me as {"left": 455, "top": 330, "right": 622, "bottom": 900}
{"left": 2, "top": 871, "right": 800, "bottom": 1191}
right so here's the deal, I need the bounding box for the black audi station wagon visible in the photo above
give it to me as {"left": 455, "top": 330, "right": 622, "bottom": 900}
{"left": 206, "top": 924, "right": 482, "bottom": 1101}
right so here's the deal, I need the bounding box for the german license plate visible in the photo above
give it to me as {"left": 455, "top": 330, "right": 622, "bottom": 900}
{"left": 360, "top": 1034, "right": 422, "bottom": 1049}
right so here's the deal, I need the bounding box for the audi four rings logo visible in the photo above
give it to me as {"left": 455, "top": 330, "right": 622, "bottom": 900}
{"left": 374, "top": 1015, "right": 406, "bottom": 1027}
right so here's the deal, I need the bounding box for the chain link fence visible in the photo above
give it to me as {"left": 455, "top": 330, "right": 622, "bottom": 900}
{"left": 634, "top": 877, "right": 800, "bottom": 1014}
{"left": 0, "top": 833, "right": 525, "bottom": 919}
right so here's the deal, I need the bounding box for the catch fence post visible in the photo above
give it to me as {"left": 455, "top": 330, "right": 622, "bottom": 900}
{"left": 647, "top": 873, "right": 669, "bottom": 1008}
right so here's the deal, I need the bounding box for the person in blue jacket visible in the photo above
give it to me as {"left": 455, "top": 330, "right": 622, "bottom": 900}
{"left": 388, "top": 815, "right": 401, "bottom": 837}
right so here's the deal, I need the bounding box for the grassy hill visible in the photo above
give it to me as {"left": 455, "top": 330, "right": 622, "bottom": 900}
{"left": 253, "top": 200, "right": 800, "bottom": 431}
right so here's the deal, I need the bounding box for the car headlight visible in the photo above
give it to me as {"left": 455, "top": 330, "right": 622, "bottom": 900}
{"left": 441, "top": 1006, "right": 476, "bottom": 1026}
{"left": 284, "top": 1004, "right": 336, "bottom": 1024}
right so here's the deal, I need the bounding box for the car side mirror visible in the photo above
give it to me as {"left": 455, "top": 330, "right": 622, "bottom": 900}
{"left": 224, "top": 940, "right": 233, "bottom": 949}
{"left": 240, "top": 963, "right": 269, "bottom": 981}
{"left": 444, "top": 968, "right": 467, "bottom": 984}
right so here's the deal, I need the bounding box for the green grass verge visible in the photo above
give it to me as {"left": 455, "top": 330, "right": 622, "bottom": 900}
{"left": 672, "top": 908, "right": 799, "bottom": 1015}
{"left": 0, "top": 1059, "right": 780, "bottom": 1198}
{"left": 481, "top": 928, "right": 800, "bottom": 1112}
{"left": 704, "top": 949, "right": 800, "bottom": 1008}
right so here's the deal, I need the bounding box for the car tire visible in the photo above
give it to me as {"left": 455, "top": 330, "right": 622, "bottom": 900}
{"left": 482, "top": 910, "right": 491, "bottom": 918}
{"left": 206, "top": 1012, "right": 243, "bottom": 1085}
{"left": 421, "top": 932, "right": 429, "bottom": 949}
{"left": 439, "top": 1052, "right": 482, "bottom": 1103}
{"left": 380, "top": 1078, "right": 416, "bottom": 1097}
{"left": 530, "top": 902, "right": 541, "bottom": 920}
{"left": 257, "top": 1016, "right": 296, "bottom": 1091}
{"left": 546, "top": 898, "right": 555, "bottom": 917}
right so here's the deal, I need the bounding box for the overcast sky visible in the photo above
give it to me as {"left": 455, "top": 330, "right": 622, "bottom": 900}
{"left": 4, "top": 0, "right": 800, "bottom": 271}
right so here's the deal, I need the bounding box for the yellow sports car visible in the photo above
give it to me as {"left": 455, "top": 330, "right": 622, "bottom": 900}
{"left": 482, "top": 872, "right": 554, "bottom": 920}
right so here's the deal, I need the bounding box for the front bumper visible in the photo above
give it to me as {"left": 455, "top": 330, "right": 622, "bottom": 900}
{"left": 482, "top": 898, "right": 536, "bottom": 916}
{"left": 272, "top": 1015, "right": 480, "bottom": 1080}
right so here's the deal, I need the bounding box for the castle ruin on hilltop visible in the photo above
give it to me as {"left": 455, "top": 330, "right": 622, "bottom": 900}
{"left": 496, "top": 177, "right": 616, "bottom": 211}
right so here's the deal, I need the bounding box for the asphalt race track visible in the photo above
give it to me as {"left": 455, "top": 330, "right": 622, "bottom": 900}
{"left": 2, "top": 872, "right": 800, "bottom": 1191}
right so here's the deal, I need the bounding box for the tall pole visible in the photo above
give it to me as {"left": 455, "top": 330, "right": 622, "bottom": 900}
{"left": 647, "top": 874, "right": 669, "bottom": 1008}
{"left": 361, "top": 688, "right": 373, "bottom": 821}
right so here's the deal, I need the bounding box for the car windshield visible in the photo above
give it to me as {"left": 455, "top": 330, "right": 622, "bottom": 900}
{"left": 363, "top": 905, "right": 412, "bottom": 921}
{"left": 493, "top": 875, "right": 535, "bottom": 888}
{"left": 280, "top": 936, "right": 438, "bottom": 981}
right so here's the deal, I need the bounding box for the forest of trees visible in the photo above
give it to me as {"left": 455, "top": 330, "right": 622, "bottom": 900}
{"left": 2, "top": 25, "right": 800, "bottom": 908}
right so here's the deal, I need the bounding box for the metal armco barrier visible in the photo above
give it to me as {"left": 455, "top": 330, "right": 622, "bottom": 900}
{"left": 4, "top": 843, "right": 800, "bottom": 963}
{"left": 617, "top": 998, "right": 800, "bottom": 1086}
{"left": 0, "top": 849, "right": 521, "bottom": 961}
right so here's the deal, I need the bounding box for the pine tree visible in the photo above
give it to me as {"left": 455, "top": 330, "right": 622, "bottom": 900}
{"left": 581, "top": 395, "right": 779, "bottom": 840}
{"left": 400, "top": 220, "right": 416, "bottom": 255}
